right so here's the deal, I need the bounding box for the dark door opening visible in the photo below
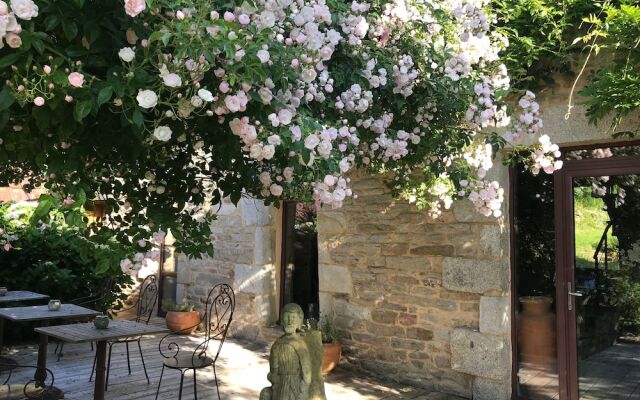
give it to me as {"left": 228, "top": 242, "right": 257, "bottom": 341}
{"left": 279, "top": 202, "right": 320, "bottom": 321}
{"left": 158, "top": 243, "right": 177, "bottom": 317}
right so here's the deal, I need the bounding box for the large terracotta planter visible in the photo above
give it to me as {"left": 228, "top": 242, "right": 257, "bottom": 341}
{"left": 165, "top": 311, "right": 200, "bottom": 334}
{"left": 518, "top": 296, "right": 556, "bottom": 369}
{"left": 321, "top": 342, "right": 342, "bottom": 375}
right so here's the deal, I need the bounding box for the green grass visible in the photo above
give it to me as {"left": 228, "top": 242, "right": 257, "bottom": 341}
{"left": 573, "top": 188, "right": 619, "bottom": 269}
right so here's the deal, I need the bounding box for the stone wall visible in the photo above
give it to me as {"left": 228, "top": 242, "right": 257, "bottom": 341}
{"left": 315, "top": 72, "right": 639, "bottom": 399}
{"left": 317, "top": 170, "right": 512, "bottom": 399}
{"left": 176, "top": 197, "right": 278, "bottom": 341}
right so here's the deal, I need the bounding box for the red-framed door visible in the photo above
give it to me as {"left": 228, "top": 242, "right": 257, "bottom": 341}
{"left": 554, "top": 154, "right": 640, "bottom": 399}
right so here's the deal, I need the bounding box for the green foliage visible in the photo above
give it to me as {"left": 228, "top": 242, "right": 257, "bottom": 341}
{"left": 161, "top": 298, "right": 196, "bottom": 312}
{"left": 493, "top": 0, "right": 640, "bottom": 131}
{"left": 491, "top": 0, "right": 599, "bottom": 90}
{"left": 0, "top": 202, "right": 133, "bottom": 315}
{"left": 578, "top": 3, "right": 640, "bottom": 129}
{"left": 319, "top": 315, "right": 341, "bottom": 344}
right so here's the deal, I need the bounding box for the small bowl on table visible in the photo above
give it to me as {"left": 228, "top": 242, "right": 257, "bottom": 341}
{"left": 48, "top": 300, "right": 61, "bottom": 311}
{"left": 94, "top": 315, "right": 110, "bottom": 330}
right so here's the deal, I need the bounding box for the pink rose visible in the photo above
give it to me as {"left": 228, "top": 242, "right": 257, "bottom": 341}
{"left": 223, "top": 11, "right": 235, "bottom": 22}
{"left": 3, "top": 243, "right": 12, "bottom": 251}
{"left": 43, "top": 65, "right": 51, "bottom": 74}
{"left": 64, "top": 95, "right": 73, "bottom": 102}
{"left": 33, "top": 96, "right": 45, "bottom": 106}
{"left": 67, "top": 72, "right": 84, "bottom": 88}
{"left": 10, "top": 0, "right": 38, "bottom": 20}
{"left": 238, "top": 14, "right": 250, "bottom": 25}
{"left": 124, "top": 0, "right": 145, "bottom": 17}
{"left": 5, "top": 32, "right": 21, "bottom": 48}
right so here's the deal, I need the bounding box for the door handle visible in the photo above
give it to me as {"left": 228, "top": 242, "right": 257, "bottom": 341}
{"left": 567, "top": 282, "right": 582, "bottom": 311}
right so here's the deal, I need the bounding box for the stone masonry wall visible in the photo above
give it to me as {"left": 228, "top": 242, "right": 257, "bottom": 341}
{"left": 317, "top": 170, "right": 512, "bottom": 400}
{"left": 176, "top": 197, "right": 278, "bottom": 342}
{"left": 315, "top": 70, "right": 639, "bottom": 399}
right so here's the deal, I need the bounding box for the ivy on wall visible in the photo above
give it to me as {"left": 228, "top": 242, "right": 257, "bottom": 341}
{"left": 493, "top": 0, "right": 640, "bottom": 132}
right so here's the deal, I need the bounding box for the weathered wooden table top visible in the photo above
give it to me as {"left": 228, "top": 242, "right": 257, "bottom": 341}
{"left": 0, "top": 304, "right": 99, "bottom": 322}
{"left": 35, "top": 320, "right": 169, "bottom": 343}
{"left": 0, "top": 291, "right": 49, "bottom": 304}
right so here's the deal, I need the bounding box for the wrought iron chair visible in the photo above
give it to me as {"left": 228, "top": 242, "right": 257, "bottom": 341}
{"left": 155, "top": 283, "right": 235, "bottom": 400}
{"left": 54, "top": 279, "right": 116, "bottom": 361}
{"left": 89, "top": 274, "right": 159, "bottom": 390}
{"left": 0, "top": 363, "right": 56, "bottom": 399}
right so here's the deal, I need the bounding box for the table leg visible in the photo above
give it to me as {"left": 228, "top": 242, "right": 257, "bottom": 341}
{"left": 94, "top": 340, "right": 107, "bottom": 400}
{"left": 0, "top": 317, "right": 4, "bottom": 354}
{"left": 35, "top": 330, "right": 49, "bottom": 386}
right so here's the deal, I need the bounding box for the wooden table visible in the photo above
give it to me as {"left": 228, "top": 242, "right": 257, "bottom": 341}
{"left": 36, "top": 320, "right": 168, "bottom": 400}
{"left": 0, "top": 290, "right": 49, "bottom": 304}
{"left": 0, "top": 291, "right": 50, "bottom": 367}
{"left": 0, "top": 304, "right": 100, "bottom": 399}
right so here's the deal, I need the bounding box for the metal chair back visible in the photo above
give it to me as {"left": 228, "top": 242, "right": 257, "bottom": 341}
{"left": 135, "top": 275, "right": 159, "bottom": 324}
{"left": 194, "top": 283, "right": 235, "bottom": 364}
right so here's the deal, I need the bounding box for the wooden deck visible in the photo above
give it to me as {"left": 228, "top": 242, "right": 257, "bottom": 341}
{"left": 2, "top": 323, "right": 461, "bottom": 400}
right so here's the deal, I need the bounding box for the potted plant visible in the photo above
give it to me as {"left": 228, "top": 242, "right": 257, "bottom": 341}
{"left": 161, "top": 299, "right": 200, "bottom": 335}
{"left": 319, "top": 316, "right": 342, "bottom": 375}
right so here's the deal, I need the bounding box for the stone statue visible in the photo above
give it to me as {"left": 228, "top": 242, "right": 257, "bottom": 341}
{"left": 260, "top": 303, "right": 327, "bottom": 400}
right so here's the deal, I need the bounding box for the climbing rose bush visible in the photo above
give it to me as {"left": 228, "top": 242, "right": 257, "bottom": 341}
{"left": 0, "top": 0, "right": 561, "bottom": 257}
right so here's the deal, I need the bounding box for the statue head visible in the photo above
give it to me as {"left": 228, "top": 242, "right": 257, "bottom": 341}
{"left": 281, "top": 303, "right": 304, "bottom": 334}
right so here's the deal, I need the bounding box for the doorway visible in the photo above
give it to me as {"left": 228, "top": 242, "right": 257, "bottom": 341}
{"left": 279, "top": 201, "right": 320, "bottom": 321}
{"left": 514, "top": 143, "right": 640, "bottom": 399}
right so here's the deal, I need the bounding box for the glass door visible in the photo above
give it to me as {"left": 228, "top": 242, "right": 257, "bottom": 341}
{"left": 556, "top": 150, "right": 640, "bottom": 400}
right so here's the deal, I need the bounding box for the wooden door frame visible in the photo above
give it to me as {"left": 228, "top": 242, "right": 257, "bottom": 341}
{"left": 554, "top": 154, "right": 640, "bottom": 399}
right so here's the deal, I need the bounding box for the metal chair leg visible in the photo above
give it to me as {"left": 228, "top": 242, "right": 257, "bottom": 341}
{"left": 105, "top": 343, "right": 113, "bottom": 391}
{"left": 213, "top": 364, "right": 221, "bottom": 400}
{"left": 126, "top": 341, "right": 132, "bottom": 375}
{"left": 178, "top": 371, "right": 185, "bottom": 400}
{"left": 56, "top": 342, "right": 64, "bottom": 361}
{"left": 137, "top": 339, "right": 150, "bottom": 384}
{"left": 193, "top": 369, "right": 198, "bottom": 400}
{"left": 154, "top": 365, "right": 165, "bottom": 400}
{"left": 89, "top": 350, "right": 97, "bottom": 382}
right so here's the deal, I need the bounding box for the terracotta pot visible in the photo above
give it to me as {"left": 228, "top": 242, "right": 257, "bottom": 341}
{"left": 518, "top": 296, "right": 556, "bottom": 369}
{"left": 321, "top": 342, "right": 341, "bottom": 375}
{"left": 165, "top": 311, "right": 200, "bottom": 334}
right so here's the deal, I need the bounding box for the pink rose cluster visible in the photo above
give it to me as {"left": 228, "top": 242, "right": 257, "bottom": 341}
{"left": 313, "top": 174, "right": 353, "bottom": 209}
{"left": 124, "top": 0, "right": 146, "bottom": 17}
{"left": 0, "top": 227, "right": 16, "bottom": 252}
{"left": 0, "top": 0, "right": 39, "bottom": 49}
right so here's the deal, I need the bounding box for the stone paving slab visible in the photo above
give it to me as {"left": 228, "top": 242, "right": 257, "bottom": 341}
{"left": 3, "top": 331, "right": 466, "bottom": 400}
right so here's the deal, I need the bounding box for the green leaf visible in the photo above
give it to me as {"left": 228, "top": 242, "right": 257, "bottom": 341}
{"left": 132, "top": 109, "right": 144, "bottom": 127}
{"left": 44, "top": 14, "right": 61, "bottom": 31}
{"left": 72, "top": 0, "right": 85, "bottom": 8}
{"left": 74, "top": 99, "right": 93, "bottom": 122}
{"left": 0, "top": 86, "right": 15, "bottom": 111}
{"left": 0, "top": 53, "right": 21, "bottom": 68}
{"left": 97, "top": 86, "right": 113, "bottom": 107}
{"left": 32, "top": 39, "right": 45, "bottom": 54}
{"left": 95, "top": 258, "right": 110, "bottom": 274}
{"left": 63, "top": 21, "right": 79, "bottom": 41}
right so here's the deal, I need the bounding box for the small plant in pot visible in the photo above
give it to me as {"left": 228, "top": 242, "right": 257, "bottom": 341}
{"left": 162, "top": 298, "right": 200, "bottom": 335}
{"left": 319, "top": 316, "right": 342, "bottom": 375}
